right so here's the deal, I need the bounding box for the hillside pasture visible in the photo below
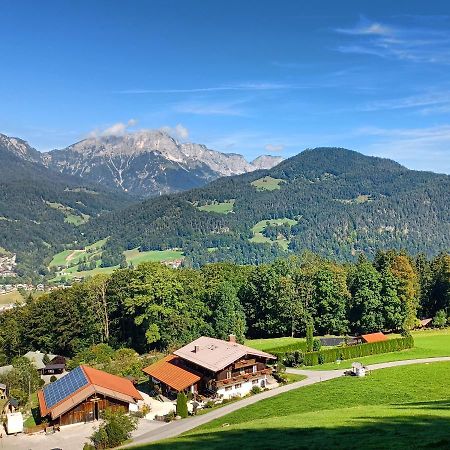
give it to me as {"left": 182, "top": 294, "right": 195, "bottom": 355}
{"left": 249, "top": 218, "right": 297, "bottom": 249}
{"left": 251, "top": 176, "right": 284, "bottom": 191}
{"left": 124, "top": 248, "right": 184, "bottom": 265}
{"left": 197, "top": 200, "right": 235, "bottom": 214}
{"left": 142, "top": 362, "right": 450, "bottom": 449}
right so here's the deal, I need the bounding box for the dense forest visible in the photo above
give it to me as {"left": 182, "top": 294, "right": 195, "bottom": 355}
{"left": 84, "top": 148, "right": 450, "bottom": 267}
{"left": 0, "top": 249, "right": 448, "bottom": 362}
{"left": 0, "top": 143, "right": 134, "bottom": 278}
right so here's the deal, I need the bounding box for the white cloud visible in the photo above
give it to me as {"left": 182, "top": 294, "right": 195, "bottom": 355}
{"left": 160, "top": 124, "right": 189, "bottom": 140}
{"left": 265, "top": 144, "right": 285, "bottom": 152}
{"left": 88, "top": 119, "right": 137, "bottom": 138}
{"left": 116, "top": 82, "right": 294, "bottom": 95}
{"left": 335, "top": 16, "right": 450, "bottom": 64}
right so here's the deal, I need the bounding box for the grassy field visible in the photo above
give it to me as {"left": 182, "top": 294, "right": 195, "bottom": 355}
{"left": 309, "top": 329, "right": 450, "bottom": 370}
{"left": 0, "top": 290, "right": 24, "bottom": 304}
{"left": 141, "top": 362, "right": 450, "bottom": 449}
{"left": 124, "top": 249, "right": 184, "bottom": 265}
{"left": 45, "top": 201, "right": 89, "bottom": 226}
{"left": 198, "top": 200, "right": 235, "bottom": 214}
{"left": 50, "top": 244, "right": 184, "bottom": 282}
{"left": 251, "top": 176, "right": 284, "bottom": 191}
{"left": 249, "top": 218, "right": 297, "bottom": 249}
{"left": 245, "top": 336, "right": 305, "bottom": 351}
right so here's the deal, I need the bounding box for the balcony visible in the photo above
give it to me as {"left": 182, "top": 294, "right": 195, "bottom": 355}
{"left": 215, "top": 369, "right": 272, "bottom": 388}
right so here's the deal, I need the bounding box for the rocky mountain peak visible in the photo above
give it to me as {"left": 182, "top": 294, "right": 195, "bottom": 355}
{"left": 0, "top": 133, "right": 42, "bottom": 163}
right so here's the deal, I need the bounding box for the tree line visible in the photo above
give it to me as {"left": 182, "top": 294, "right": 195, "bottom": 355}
{"left": 0, "top": 249, "right": 448, "bottom": 362}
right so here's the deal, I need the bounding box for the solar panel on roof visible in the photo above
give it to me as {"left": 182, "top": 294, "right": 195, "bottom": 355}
{"left": 43, "top": 366, "right": 88, "bottom": 409}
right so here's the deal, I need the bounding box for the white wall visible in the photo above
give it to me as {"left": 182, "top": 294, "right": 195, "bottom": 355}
{"left": 217, "top": 376, "right": 266, "bottom": 399}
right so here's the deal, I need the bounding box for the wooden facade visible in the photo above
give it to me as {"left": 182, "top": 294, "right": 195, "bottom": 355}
{"left": 56, "top": 394, "right": 127, "bottom": 426}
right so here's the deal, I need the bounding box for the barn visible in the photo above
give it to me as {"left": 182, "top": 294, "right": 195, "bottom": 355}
{"left": 38, "top": 365, "right": 143, "bottom": 426}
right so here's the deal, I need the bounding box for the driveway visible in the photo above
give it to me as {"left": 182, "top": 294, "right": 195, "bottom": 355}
{"left": 127, "top": 356, "right": 450, "bottom": 447}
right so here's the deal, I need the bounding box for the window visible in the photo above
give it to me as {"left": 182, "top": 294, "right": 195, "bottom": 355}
{"left": 235, "top": 383, "right": 242, "bottom": 389}
{"left": 225, "top": 386, "right": 232, "bottom": 392}
{"left": 252, "top": 365, "right": 257, "bottom": 373}
{"left": 226, "top": 371, "right": 232, "bottom": 379}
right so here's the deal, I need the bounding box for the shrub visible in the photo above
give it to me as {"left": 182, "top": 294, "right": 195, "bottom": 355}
{"left": 306, "top": 322, "right": 314, "bottom": 352}
{"left": 89, "top": 408, "right": 137, "bottom": 449}
{"left": 433, "top": 310, "right": 448, "bottom": 328}
{"left": 313, "top": 339, "right": 322, "bottom": 351}
{"left": 164, "top": 410, "right": 176, "bottom": 422}
{"left": 251, "top": 386, "right": 262, "bottom": 395}
{"left": 50, "top": 375, "right": 57, "bottom": 383}
{"left": 176, "top": 392, "right": 188, "bottom": 418}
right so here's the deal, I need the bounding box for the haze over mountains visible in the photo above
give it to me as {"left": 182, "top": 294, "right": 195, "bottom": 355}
{"left": 43, "top": 131, "right": 283, "bottom": 197}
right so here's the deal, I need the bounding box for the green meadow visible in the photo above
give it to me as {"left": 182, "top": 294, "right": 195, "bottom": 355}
{"left": 141, "top": 361, "right": 450, "bottom": 450}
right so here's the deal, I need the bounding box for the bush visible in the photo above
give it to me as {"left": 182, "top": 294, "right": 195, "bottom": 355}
{"left": 282, "top": 336, "right": 414, "bottom": 367}
{"left": 306, "top": 322, "right": 314, "bottom": 352}
{"left": 251, "top": 386, "right": 262, "bottom": 395}
{"left": 433, "top": 310, "right": 448, "bottom": 328}
{"left": 89, "top": 408, "right": 137, "bottom": 449}
{"left": 313, "top": 339, "right": 322, "bottom": 351}
{"left": 50, "top": 375, "right": 57, "bottom": 383}
{"left": 176, "top": 392, "right": 188, "bottom": 418}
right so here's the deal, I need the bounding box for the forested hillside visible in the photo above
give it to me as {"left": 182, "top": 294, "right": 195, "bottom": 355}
{"left": 0, "top": 142, "right": 134, "bottom": 278}
{"left": 84, "top": 148, "right": 450, "bottom": 267}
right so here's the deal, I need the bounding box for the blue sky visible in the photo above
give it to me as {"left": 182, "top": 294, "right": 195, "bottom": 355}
{"left": 2, "top": 0, "right": 450, "bottom": 173}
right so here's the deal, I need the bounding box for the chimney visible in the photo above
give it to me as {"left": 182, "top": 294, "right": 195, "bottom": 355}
{"left": 228, "top": 334, "right": 236, "bottom": 343}
{"left": 194, "top": 345, "right": 200, "bottom": 353}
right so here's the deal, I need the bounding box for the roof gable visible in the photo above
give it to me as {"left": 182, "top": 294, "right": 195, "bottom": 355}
{"left": 173, "top": 336, "right": 275, "bottom": 372}
{"left": 143, "top": 355, "right": 201, "bottom": 391}
{"left": 360, "top": 332, "right": 387, "bottom": 343}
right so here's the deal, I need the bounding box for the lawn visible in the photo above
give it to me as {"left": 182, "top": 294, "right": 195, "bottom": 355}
{"left": 139, "top": 362, "right": 450, "bottom": 449}
{"left": 197, "top": 200, "right": 235, "bottom": 214}
{"left": 124, "top": 248, "right": 184, "bottom": 265}
{"left": 249, "top": 218, "right": 297, "bottom": 250}
{"left": 310, "top": 329, "right": 450, "bottom": 370}
{"left": 251, "top": 176, "right": 285, "bottom": 191}
{"left": 245, "top": 336, "right": 305, "bottom": 351}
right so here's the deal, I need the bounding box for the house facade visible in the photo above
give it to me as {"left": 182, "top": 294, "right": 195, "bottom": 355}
{"left": 143, "top": 335, "right": 276, "bottom": 399}
{"left": 38, "top": 365, "right": 143, "bottom": 426}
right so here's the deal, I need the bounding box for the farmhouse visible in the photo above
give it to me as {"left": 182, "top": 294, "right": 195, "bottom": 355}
{"left": 38, "top": 365, "right": 143, "bottom": 426}
{"left": 143, "top": 335, "right": 276, "bottom": 399}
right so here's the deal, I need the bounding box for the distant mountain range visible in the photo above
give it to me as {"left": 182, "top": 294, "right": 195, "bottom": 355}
{"left": 1, "top": 130, "right": 449, "bottom": 279}
{"left": 42, "top": 131, "right": 283, "bottom": 197}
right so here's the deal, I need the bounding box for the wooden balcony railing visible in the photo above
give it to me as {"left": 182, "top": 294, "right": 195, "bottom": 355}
{"left": 215, "top": 368, "right": 272, "bottom": 388}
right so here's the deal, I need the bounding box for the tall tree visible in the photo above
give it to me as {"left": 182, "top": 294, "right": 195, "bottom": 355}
{"left": 349, "top": 257, "right": 384, "bottom": 333}
{"left": 212, "top": 282, "right": 246, "bottom": 343}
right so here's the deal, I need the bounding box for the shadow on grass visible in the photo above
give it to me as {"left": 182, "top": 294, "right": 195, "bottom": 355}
{"left": 396, "top": 400, "right": 450, "bottom": 410}
{"left": 139, "top": 415, "right": 450, "bottom": 450}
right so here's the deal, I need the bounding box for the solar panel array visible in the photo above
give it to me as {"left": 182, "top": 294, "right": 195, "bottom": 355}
{"left": 43, "top": 366, "right": 89, "bottom": 409}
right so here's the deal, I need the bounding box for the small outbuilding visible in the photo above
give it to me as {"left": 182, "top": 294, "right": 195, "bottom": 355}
{"left": 358, "top": 332, "right": 387, "bottom": 344}
{"left": 418, "top": 318, "right": 433, "bottom": 328}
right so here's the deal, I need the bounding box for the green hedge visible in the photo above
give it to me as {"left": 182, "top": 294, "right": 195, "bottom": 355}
{"left": 264, "top": 341, "right": 308, "bottom": 355}
{"left": 280, "top": 336, "right": 414, "bottom": 367}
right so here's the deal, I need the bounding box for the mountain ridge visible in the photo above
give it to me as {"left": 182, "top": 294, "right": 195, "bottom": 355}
{"left": 42, "top": 130, "right": 283, "bottom": 197}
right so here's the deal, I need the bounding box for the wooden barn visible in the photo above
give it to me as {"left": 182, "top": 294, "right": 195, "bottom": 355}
{"left": 38, "top": 365, "right": 142, "bottom": 426}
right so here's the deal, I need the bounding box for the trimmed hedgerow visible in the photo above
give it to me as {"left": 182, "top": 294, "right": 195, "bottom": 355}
{"left": 279, "top": 336, "right": 414, "bottom": 367}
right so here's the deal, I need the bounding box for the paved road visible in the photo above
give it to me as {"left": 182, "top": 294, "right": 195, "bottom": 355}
{"left": 127, "top": 356, "right": 450, "bottom": 447}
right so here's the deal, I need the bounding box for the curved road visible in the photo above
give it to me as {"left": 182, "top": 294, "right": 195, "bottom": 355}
{"left": 128, "top": 357, "right": 450, "bottom": 447}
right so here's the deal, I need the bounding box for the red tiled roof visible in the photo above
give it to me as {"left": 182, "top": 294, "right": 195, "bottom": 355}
{"left": 38, "top": 365, "right": 142, "bottom": 419}
{"left": 360, "top": 332, "right": 387, "bottom": 343}
{"left": 82, "top": 365, "right": 142, "bottom": 400}
{"left": 143, "top": 355, "right": 201, "bottom": 391}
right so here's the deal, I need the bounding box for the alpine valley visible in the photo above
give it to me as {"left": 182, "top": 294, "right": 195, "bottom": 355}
{"left": 1, "top": 131, "right": 449, "bottom": 281}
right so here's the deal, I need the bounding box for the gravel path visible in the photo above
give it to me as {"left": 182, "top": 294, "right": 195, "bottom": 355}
{"left": 127, "top": 356, "right": 450, "bottom": 447}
